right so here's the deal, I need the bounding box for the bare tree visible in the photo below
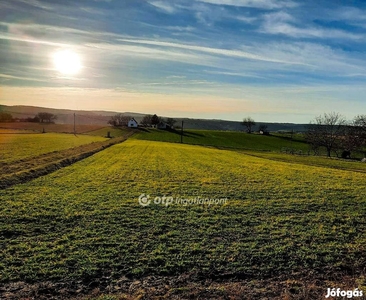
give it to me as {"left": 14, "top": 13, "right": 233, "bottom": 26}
{"left": 354, "top": 115, "right": 366, "bottom": 135}
{"left": 242, "top": 117, "right": 256, "bottom": 133}
{"left": 340, "top": 123, "right": 364, "bottom": 158}
{"left": 36, "top": 112, "right": 57, "bottom": 123}
{"left": 108, "top": 115, "right": 118, "bottom": 126}
{"left": 344, "top": 115, "right": 366, "bottom": 157}
{"left": 140, "top": 114, "right": 153, "bottom": 127}
{"left": 151, "top": 114, "right": 160, "bottom": 126}
{"left": 0, "top": 112, "right": 13, "bottom": 122}
{"left": 166, "top": 117, "right": 177, "bottom": 127}
{"left": 305, "top": 112, "right": 346, "bottom": 157}
{"left": 258, "top": 124, "right": 269, "bottom": 134}
{"left": 108, "top": 114, "right": 131, "bottom": 127}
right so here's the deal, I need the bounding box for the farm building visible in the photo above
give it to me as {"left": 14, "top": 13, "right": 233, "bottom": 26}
{"left": 259, "top": 130, "right": 270, "bottom": 135}
{"left": 128, "top": 118, "right": 138, "bottom": 128}
{"left": 157, "top": 122, "right": 168, "bottom": 129}
{"left": 157, "top": 122, "right": 174, "bottom": 129}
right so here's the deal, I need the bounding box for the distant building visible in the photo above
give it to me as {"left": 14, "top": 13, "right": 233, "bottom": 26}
{"left": 259, "top": 130, "right": 270, "bottom": 135}
{"left": 157, "top": 122, "right": 167, "bottom": 129}
{"left": 128, "top": 118, "right": 138, "bottom": 128}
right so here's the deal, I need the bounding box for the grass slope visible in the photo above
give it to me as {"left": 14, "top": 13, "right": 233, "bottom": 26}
{"left": 0, "top": 132, "right": 106, "bottom": 163}
{"left": 133, "top": 129, "right": 310, "bottom": 152}
{"left": 0, "top": 122, "right": 105, "bottom": 133}
{"left": 1, "top": 140, "right": 365, "bottom": 292}
{"left": 238, "top": 150, "right": 366, "bottom": 173}
{"left": 84, "top": 127, "right": 131, "bottom": 138}
{"left": 0, "top": 132, "right": 135, "bottom": 189}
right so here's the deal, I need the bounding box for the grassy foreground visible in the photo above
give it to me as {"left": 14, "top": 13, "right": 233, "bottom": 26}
{"left": 1, "top": 139, "right": 366, "bottom": 298}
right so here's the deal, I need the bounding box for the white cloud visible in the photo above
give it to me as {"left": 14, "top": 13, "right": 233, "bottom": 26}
{"left": 236, "top": 15, "right": 257, "bottom": 23}
{"left": 249, "top": 41, "right": 366, "bottom": 75}
{"left": 261, "top": 11, "right": 363, "bottom": 40}
{"left": 196, "top": 0, "right": 297, "bottom": 9}
{"left": 148, "top": 1, "right": 177, "bottom": 13}
{"left": 332, "top": 6, "right": 366, "bottom": 22}
{"left": 117, "top": 38, "right": 307, "bottom": 65}
{"left": 0, "top": 33, "right": 72, "bottom": 47}
{"left": 14, "top": 0, "right": 55, "bottom": 11}
{"left": 325, "top": 6, "right": 366, "bottom": 29}
{"left": 204, "top": 70, "right": 265, "bottom": 78}
{"left": 0, "top": 73, "right": 47, "bottom": 82}
{"left": 165, "top": 26, "right": 195, "bottom": 32}
{"left": 84, "top": 42, "right": 210, "bottom": 66}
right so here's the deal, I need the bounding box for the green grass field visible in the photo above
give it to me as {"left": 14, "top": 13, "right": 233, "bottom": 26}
{"left": 0, "top": 122, "right": 105, "bottom": 134}
{"left": 0, "top": 131, "right": 107, "bottom": 163}
{"left": 133, "top": 129, "right": 311, "bottom": 152}
{"left": 83, "top": 126, "right": 131, "bottom": 138}
{"left": 238, "top": 150, "right": 366, "bottom": 173}
{"left": 134, "top": 128, "right": 366, "bottom": 158}
{"left": 1, "top": 139, "right": 366, "bottom": 296}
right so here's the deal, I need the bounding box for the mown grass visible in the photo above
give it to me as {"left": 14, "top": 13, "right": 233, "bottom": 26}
{"left": 0, "top": 132, "right": 107, "bottom": 163}
{"left": 0, "top": 132, "right": 134, "bottom": 189}
{"left": 133, "top": 128, "right": 310, "bottom": 152}
{"left": 1, "top": 140, "right": 365, "bottom": 288}
{"left": 239, "top": 150, "right": 366, "bottom": 173}
{"left": 0, "top": 129, "right": 34, "bottom": 134}
{"left": 84, "top": 127, "right": 131, "bottom": 138}
{"left": 134, "top": 128, "right": 366, "bottom": 158}
{"left": 0, "top": 122, "right": 104, "bottom": 134}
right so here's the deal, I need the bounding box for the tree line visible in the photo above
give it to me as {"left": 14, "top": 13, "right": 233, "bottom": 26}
{"left": 0, "top": 112, "right": 57, "bottom": 123}
{"left": 108, "top": 113, "right": 176, "bottom": 128}
{"left": 305, "top": 112, "right": 366, "bottom": 158}
{"left": 241, "top": 117, "right": 268, "bottom": 134}
{"left": 242, "top": 113, "right": 366, "bottom": 158}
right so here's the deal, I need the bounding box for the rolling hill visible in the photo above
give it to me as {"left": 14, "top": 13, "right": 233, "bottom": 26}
{"left": 0, "top": 104, "right": 308, "bottom": 132}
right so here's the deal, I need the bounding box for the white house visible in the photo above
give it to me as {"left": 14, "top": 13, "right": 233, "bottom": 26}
{"left": 128, "top": 118, "right": 138, "bottom": 128}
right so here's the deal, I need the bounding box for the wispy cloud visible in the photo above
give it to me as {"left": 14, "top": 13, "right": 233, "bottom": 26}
{"left": 14, "top": 0, "right": 56, "bottom": 11}
{"left": 117, "top": 38, "right": 308, "bottom": 65}
{"left": 204, "top": 69, "right": 265, "bottom": 78}
{"left": 148, "top": 1, "right": 177, "bottom": 13}
{"left": 331, "top": 6, "right": 366, "bottom": 22}
{"left": 250, "top": 41, "right": 366, "bottom": 75}
{"left": 196, "top": 0, "right": 297, "bottom": 9}
{"left": 236, "top": 15, "right": 257, "bottom": 23}
{"left": 0, "top": 33, "right": 72, "bottom": 47}
{"left": 260, "top": 11, "right": 363, "bottom": 40}
{"left": 0, "top": 73, "right": 47, "bottom": 82}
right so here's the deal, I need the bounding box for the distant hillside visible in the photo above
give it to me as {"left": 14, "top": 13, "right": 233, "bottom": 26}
{"left": 173, "top": 118, "right": 307, "bottom": 132}
{"left": 0, "top": 104, "right": 307, "bottom": 132}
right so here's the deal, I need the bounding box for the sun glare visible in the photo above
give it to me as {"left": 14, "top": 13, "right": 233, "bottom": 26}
{"left": 53, "top": 49, "right": 81, "bottom": 75}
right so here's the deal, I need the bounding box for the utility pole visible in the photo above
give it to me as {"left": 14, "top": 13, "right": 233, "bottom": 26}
{"left": 290, "top": 128, "right": 293, "bottom": 152}
{"left": 180, "top": 120, "right": 184, "bottom": 143}
{"left": 74, "top": 113, "right": 76, "bottom": 135}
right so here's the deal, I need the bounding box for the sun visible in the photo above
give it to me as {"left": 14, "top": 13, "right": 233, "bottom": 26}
{"left": 53, "top": 49, "right": 82, "bottom": 75}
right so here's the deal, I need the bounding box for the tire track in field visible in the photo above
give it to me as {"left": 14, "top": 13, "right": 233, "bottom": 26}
{"left": 0, "top": 131, "right": 135, "bottom": 189}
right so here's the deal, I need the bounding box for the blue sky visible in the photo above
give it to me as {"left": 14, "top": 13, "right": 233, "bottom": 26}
{"left": 1, "top": 0, "right": 366, "bottom": 122}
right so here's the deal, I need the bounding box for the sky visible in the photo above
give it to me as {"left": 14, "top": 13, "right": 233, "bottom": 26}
{"left": 1, "top": 0, "right": 366, "bottom": 123}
